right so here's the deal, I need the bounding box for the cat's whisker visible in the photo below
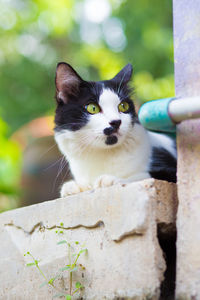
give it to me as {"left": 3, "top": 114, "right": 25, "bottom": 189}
{"left": 117, "top": 73, "right": 126, "bottom": 94}
{"left": 38, "top": 142, "right": 58, "bottom": 161}
{"left": 76, "top": 133, "right": 101, "bottom": 154}
{"left": 60, "top": 162, "right": 71, "bottom": 188}
{"left": 42, "top": 156, "right": 64, "bottom": 172}
{"left": 52, "top": 155, "right": 67, "bottom": 193}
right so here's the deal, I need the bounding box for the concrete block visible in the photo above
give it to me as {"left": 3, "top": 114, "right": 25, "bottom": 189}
{"left": 175, "top": 120, "right": 200, "bottom": 300}
{"left": 173, "top": 1, "right": 200, "bottom": 298}
{"left": 0, "top": 179, "right": 177, "bottom": 299}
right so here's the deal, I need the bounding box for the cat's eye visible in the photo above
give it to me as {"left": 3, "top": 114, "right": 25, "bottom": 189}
{"left": 85, "top": 103, "right": 101, "bottom": 114}
{"left": 118, "top": 101, "right": 130, "bottom": 113}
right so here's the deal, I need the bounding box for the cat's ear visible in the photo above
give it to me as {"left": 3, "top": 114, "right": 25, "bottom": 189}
{"left": 112, "top": 64, "right": 133, "bottom": 85}
{"left": 55, "top": 62, "right": 83, "bottom": 104}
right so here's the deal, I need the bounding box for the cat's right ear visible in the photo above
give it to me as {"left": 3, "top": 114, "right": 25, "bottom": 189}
{"left": 112, "top": 64, "right": 133, "bottom": 85}
{"left": 55, "top": 62, "right": 83, "bottom": 104}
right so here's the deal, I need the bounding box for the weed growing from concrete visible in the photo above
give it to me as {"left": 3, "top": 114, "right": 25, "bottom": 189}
{"left": 24, "top": 225, "right": 87, "bottom": 299}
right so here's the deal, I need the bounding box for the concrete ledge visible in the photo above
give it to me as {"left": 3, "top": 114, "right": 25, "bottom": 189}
{"left": 0, "top": 179, "right": 177, "bottom": 299}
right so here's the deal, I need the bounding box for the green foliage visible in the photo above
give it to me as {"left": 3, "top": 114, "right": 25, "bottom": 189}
{"left": 24, "top": 239, "right": 87, "bottom": 298}
{"left": 0, "top": 118, "right": 21, "bottom": 193}
{"left": 0, "top": 117, "right": 22, "bottom": 212}
{"left": 0, "top": 0, "right": 175, "bottom": 209}
{"left": 134, "top": 72, "right": 175, "bottom": 101}
{"left": 0, "top": 0, "right": 174, "bottom": 132}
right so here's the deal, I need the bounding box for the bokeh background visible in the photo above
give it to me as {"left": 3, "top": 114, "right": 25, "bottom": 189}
{"left": 0, "top": 0, "right": 174, "bottom": 211}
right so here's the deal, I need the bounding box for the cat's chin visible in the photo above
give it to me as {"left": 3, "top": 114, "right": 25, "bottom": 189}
{"left": 92, "top": 134, "right": 124, "bottom": 150}
{"left": 105, "top": 135, "right": 118, "bottom": 146}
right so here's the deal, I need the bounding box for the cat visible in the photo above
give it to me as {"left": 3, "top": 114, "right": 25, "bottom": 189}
{"left": 54, "top": 62, "right": 177, "bottom": 197}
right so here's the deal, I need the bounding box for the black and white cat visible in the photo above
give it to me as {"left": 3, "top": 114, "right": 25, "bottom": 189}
{"left": 54, "top": 62, "right": 176, "bottom": 197}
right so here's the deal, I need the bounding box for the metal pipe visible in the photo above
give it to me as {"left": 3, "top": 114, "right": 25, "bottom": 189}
{"left": 168, "top": 97, "right": 200, "bottom": 123}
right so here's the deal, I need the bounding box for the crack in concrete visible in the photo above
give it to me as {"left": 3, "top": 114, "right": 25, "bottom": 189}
{"left": 4, "top": 221, "right": 143, "bottom": 242}
{"left": 4, "top": 220, "right": 105, "bottom": 235}
{"left": 114, "top": 231, "right": 143, "bottom": 242}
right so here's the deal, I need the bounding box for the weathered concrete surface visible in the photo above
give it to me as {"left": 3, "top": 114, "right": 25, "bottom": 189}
{"left": 173, "top": 0, "right": 200, "bottom": 299}
{"left": 175, "top": 122, "right": 200, "bottom": 300}
{"left": 0, "top": 179, "right": 177, "bottom": 299}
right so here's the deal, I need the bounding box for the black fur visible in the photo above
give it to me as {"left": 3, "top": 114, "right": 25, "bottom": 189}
{"left": 149, "top": 146, "right": 177, "bottom": 183}
{"left": 54, "top": 82, "right": 94, "bottom": 131}
{"left": 105, "top": 136, "right": 118, "bottom": 145}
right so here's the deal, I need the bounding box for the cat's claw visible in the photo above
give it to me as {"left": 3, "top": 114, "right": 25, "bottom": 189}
{"left": 60, "top": 180, "right": 92, "bottom": 197}
{"left": 94, "top": 174, "right": 121, "bottom": 189}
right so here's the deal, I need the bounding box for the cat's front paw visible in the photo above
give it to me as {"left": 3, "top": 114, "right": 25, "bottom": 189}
{"left": 60, "top": 180, "right": 92, "bottom": 197}
{"left": 60, "top": 180, "right": 81, "bottom": 197}
{"left": 94, "top": 174, "right": 120, "bottom": 189}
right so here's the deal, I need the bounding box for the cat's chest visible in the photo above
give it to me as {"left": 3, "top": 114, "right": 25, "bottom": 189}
{"left": 71, "top": 150, "right": 126, "bottom": 175}
{"left": 68, "top": 144, "right": 151, "bottom": 185}
{"left": 55, "top": 125, "right": 152, "bottom": 185}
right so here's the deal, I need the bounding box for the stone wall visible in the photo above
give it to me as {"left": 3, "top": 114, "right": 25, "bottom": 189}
{"left": 0, "top": 179, "right": 177, "bottom": 299}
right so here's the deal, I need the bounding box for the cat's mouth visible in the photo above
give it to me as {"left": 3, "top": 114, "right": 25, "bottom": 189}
{"left": 105, "top": 135, "right": 118, "bottom": 145}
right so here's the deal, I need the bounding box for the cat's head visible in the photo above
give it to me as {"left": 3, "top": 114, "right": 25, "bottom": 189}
{"left": 54, "top": 62, "right": 136, "bottom": 150}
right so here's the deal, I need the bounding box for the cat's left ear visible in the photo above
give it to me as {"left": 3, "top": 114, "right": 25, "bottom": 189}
{"left": 55, "top": 62, "right": 83, "bottom": 104}
{"left": 112, "top": 64, "right": 133, "bottom": 85}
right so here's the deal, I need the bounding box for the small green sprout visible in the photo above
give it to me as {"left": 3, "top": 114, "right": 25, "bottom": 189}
{"left": 25, "top": 240, "right": 86, "bottom": 299}
{"left": 57, "top": 240, "right": 86, "bottom": 297}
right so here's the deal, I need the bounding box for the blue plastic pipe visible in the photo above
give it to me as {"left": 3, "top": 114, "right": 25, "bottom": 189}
{"left": 138, "top": 97, "right": 200, "bottom": 133}
{"left": 138, "top": 98, "right": 176, "bottom": 133}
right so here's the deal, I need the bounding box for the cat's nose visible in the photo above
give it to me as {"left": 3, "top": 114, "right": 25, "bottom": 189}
{"left": 109, "top": 120, "right": 121, "bottom": 129}
{"left": 104, "top": 120, "right": 121, "bottom": 136}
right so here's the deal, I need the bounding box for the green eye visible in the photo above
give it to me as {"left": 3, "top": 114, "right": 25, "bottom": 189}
{"left": 118, "top": 101, "right": 130, "bottom": 113}
{"left": 85, "top": 103, "right": 101, "bottom": 114}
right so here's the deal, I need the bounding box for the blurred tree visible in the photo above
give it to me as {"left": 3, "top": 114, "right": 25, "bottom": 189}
{"left": 0, "top": 0, "right": 174, "bottom": 133}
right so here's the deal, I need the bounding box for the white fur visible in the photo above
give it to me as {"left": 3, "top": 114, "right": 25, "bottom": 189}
{"left": 148, "top": 131, "right": 176, "bottom": 158}
{"left": 55, "top": 88, "right": 173, "bottom": 197}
